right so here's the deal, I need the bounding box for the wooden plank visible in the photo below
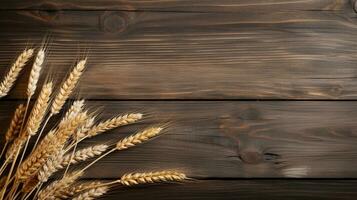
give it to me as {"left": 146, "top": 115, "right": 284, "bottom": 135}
{"left": 1, "top": 10, "right": 357, "bottom": 99}
{"left": 101, "top": 180, "right": 357, "bottom": 200}
{"left": 0, "top": 0, "right": 352, "bottom": 12}
{"left": 1, "top": 101, "right": 357, "bottom": 178}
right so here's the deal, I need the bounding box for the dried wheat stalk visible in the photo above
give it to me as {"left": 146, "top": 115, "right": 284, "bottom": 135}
{"left": 38, "top": 170, "right": 83, "bottom": 200}
{"left": 27, "top": 49, "right": 45, "bottom": 98}
{"left": 59, "top": 100, "right": 85, "bottom": 127}
{"left": 0, "top": 49, "right": 34, "bottom": 98}
{"left": 25, "top": 82, "right": 53, "bottom": 137}
{"left": 5, "top": 104, "right": 25, "bottom": 143}
{"left": 116, "top": 127, "right": 163, "bottom": 150}
{"left": 85, "top": 113, "right": 143, "bottom": 139}
{"left": 72, "top": 186, "right": 108, "bottom": 200}
{"left": 5, "top": 136, "right": 26, "bottom": 161}
{"left": 62, "top": 144, "right": 108, "bottom": 166}
{"left": 51, "top": 59, "right": 86, "bottom": 115}
{"left": 16, "top": 112, "right": 88, "bottom": 181}
{"left": 57, "top": 181, "right": 103, "bottom": 199}
{"left": 120, "top": 171, "right": 187, "bottom": 186}
{"left": 38, "top": 144, "right": 108, "bottom": 183}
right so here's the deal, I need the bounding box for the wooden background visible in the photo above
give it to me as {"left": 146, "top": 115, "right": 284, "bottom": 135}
{"left": 1, "top": 0, "right": 357, "bottom": 199}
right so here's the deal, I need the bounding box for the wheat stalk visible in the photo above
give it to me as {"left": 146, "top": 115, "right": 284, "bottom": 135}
{"left": 38, "top": 151, "right": 64, "bottom": 183}
{"left": 74, "top": 117, "right": 95, "bottom": 139}
{"left": 60, "top": 100, "right": 85, "bottom": 126}
{"left": 120, "top": 171, "right": 187, "bottom": 186}
{"left": 57, "top": 181, "right": 103, "bottom": 199}
{"left": 5, "top": 104, "right": 25, "bottom": 143}
{"left": 5, "top": 136, "right": 26, "bottom": 161}
{"left": 38, "top": 144, "right": 108, "bottom": 183}
{"left": 85, "top": 113, "right": 143, "bottom": 139}
{"left": 62, "top": 144, "right": 108, "bottom": 166}
{"left": 116, "top": 127, "right": 163, "bottom": 150}
{"left": 25, "top": 82, "right": 53, "bottom": 137}
{"left": 0, "top": 48, "right": 34, "bottom": 98}
{"left": 51, "top": 59, "right": 86, "bottom": 115}
{"left": 27, "top": 49, "right": 45, "bottom": 98}
{"left": 16, "top": 112, "right": 88, "bottom": 181}
{"left": 72, "top": 186, "right": 108, "bottom": 200}
{"left": 38, "top": 170, "right": 83, "bottom": 200}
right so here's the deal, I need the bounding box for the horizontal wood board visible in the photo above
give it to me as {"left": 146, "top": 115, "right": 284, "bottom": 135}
{"left": 1, "top": 101, "right": 357, "bottom": 178}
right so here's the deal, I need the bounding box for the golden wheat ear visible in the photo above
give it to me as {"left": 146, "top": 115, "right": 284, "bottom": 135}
{"left": 51, "top": 59, "right": 87, "bottom": 115}
{"left": 27, "top": 48, "right": 45, "bottom": 98}
{"left": 72, "top": 186, "right": 108, "bottom": 200}
{"left": 0, "top": 48, "right": 34, "bottom": 98}
{"left": 120, "top": 171, "right": 187, "bottom": 186}
{"left": 84, "top": 113, "right": 143, "bottom": 139}
{"left": 38, "top": 170, "right": 83, "bottom": 200}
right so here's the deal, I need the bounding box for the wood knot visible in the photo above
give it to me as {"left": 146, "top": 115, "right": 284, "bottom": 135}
{"left": 329, "top": 84, "right": 343, "bottom": 97}
{"left": 99, "top": 11, "right": 128, "bottom": 34}
{"left": 353, "top": 0, "right": 357, "bottom": 13}
{"left": 35, "top": 2, "right": 59, "bottom": 21}
{"left": 239, "top": 149, "right": 263, "bottom": 164}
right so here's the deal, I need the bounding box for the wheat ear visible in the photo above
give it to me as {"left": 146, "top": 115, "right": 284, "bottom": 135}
{"left": 72, "top": 186, "right": 108, "bottom": 200}
{"left": 85, "top": 113, "right": 143, "bottom": 139}
{"left": 51, "top": 59, "right": 86, "bottom": 115}
{"left": 25, "top": 82, "right": 53, "bottom": 137}
{"left": 120, "top": 171, "right": 187, "bottom": 186}
{"left": 5, "top": 104, "right": 26, "bottom": 143}
{"left": 16, "top": 112, "right": 88, "bottom": 181}
{"left": 116, "top": 127, "right": 163, "bottom": 150}
{"left": 38, "top": 170, "right": 83, "bottom": 200}
{"left": 0, "top": 48, "right": 34, "bottom": 98}
{"left": 78, "top": 127, "right": 164, "bottom": 174}
{"left": 57, "top": 181, "right": 103, "bottom": 199}
{"left": 0, "top": 104, "right": 25, "bottom": 160}
{"left": 62, "top": 144, "right": 109, "bottom": 165}
{"left": 27, "top": 48, "right": 45, "bottom": 97}
{"left": 38, "top": 144, "right": 108, "bottom": 183}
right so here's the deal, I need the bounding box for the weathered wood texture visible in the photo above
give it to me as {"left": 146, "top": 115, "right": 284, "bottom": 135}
{"left": 103, "top": 180, "right": 357, "bottom": 200}
{"left": 0, "top": 2, "right": 357, "bottom": 99}
{"left": 1, "top": 101, "right": 357, "bottom": 178}
{"left": 0, "top": 0, "right": 353, "bottom": 12}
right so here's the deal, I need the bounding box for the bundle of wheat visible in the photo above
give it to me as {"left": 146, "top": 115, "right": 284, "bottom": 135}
{"left": 0, "top": 47, "right": 187, "bottom": 200}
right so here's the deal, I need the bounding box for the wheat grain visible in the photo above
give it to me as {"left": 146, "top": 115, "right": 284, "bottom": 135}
{"left": 0, "top": 48, "right": 34, "bottom": 98}
{"left": 116, "top": 127, "right": 163, "bottom": 150}
{"left": 38, "top": 170, "right": 83, "bottom": 200}
{"left": 27, "top": 49, "right": 45, "bottom": 97}
{"left": 120, "top": 171, "right": 187, "bottom": 186}
{"left": 16, "top": 112, "right": 88, "bottom": 181}
{"left": 25, "top": 82, "right": 53, "bottom": 137}
{"left": 5, "top": 104, "right": 25, "bottom": 143}
{"left": 72, "top": 186, "right": 108, "bottom": 200}
{"left": 85, "top": 113, "right": 143, "bottom": 139}
{"left": 51, "top": 59, "right": 86, "bottom": 115}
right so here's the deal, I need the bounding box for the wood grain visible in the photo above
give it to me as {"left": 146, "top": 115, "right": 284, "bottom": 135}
{"left": 1, "top": 101, "right": 357, "bottom": 178}
{"left": 103, "top": 180, "right": 357, "bottom": 200}
{"left": 1, "top": 8, "right": 357, "bottom": 99}
{"left": 0, "top": 0, "right": 352, "bottom": 12}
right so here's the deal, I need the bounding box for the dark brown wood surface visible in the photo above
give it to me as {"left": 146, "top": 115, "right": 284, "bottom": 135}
{"left": 0, "top": 2, "right": 357, "bottom": 99}
{"left": 1, "top": 0, "right": 357, "bottom": 199}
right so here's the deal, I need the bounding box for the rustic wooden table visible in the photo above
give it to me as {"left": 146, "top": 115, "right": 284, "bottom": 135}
{"left": 1, "top": 0, "right": 357, "bottom": 199}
